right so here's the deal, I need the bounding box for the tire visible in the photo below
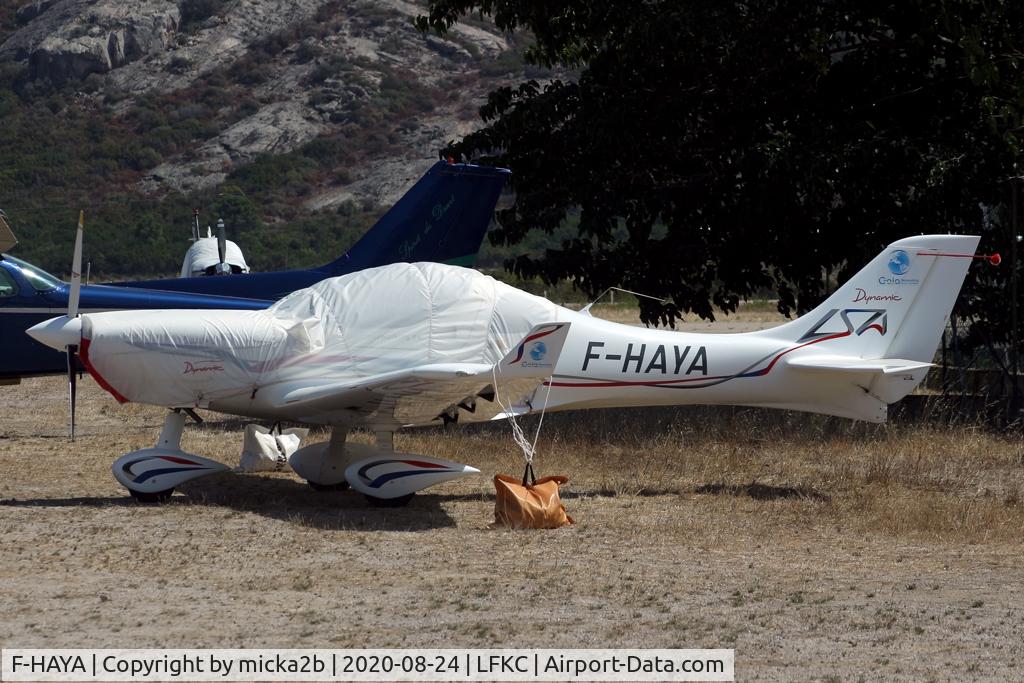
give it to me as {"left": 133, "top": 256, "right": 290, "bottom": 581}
{"left": 307, "top": 480, "right": 350, "bottom": 492}
{"left": 129, "top": 488, "right": 174, "bottom": 503}
{"left": 364, "top": 493, "right": 414, "bottom": 508}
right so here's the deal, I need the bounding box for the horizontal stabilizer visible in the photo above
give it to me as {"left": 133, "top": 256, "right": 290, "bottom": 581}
{"left": 786, "top": 355, "right": 933, "bottom": 375}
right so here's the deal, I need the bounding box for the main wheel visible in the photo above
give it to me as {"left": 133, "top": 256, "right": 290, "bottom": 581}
{"left": 364, "top": 493, "right": 414, "bottom": 508}
{"left": 129, "top": 488, "right": 174, "bottom": 503}
{"left": 307, "top": 480, "right": 350, "bottom": 492}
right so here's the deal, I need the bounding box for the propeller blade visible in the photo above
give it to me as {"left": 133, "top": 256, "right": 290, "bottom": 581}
{"left": 67, "top": 210, "right": 84, "bottom": 318}
{"left": 62, "top": 211, "right": 84, "bottom": 441}
{"left": 216, "top": 218, "right": 226, "bottom": 268}
{"left": 66, "top": 344, "right": 77, "bottom": 441}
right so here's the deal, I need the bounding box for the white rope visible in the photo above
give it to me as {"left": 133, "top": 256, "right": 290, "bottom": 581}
{"left": 492, "top": 369, "right": 554, "bottom": 465}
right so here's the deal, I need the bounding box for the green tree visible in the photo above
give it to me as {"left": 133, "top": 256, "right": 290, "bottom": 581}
{"left": 418, "top": 0, "right": 1024, "bottom": 351}
{"left": 210, "top": 185, "right": 264, "bottom": 238}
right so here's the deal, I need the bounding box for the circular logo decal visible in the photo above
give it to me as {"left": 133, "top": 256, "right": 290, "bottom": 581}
{"left": 529, "top": 341, "right": 547, "bottom": 361}
{"left": 887, "top": 250, "right": 911, "bottom": 275}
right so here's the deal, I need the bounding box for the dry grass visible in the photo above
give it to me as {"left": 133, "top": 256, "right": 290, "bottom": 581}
{"left": 1, "top": 376, "right": 1023, "bottom": 680}
{"left": 420, "top": 408, "right": 1024, "bottom": 543}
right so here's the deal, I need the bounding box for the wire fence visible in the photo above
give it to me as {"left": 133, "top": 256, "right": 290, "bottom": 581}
{"left": 903, "top": 316, "right": 1024, "bottom": 428}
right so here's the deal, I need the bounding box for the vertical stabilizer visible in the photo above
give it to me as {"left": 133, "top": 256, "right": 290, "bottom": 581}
{"left": 754, "top": 234, "right": 982, "bottom": 420}
{"left": 319, "top": 161, "right": 510, "bottom": 275}
{"left": 764, "top": 234, "right": 980, "bottom": 363}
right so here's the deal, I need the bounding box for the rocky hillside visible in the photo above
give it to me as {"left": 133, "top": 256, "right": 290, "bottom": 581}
{"left": 0, "top": 0, "right": 546, "bottom": 275}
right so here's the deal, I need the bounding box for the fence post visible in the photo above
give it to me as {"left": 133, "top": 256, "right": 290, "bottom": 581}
{"left": 1012, "top": 178, "right": 1020, "bottom": 415}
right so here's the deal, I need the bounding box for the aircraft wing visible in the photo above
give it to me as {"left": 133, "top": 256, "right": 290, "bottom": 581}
{"left": 265, "top": 323, "right": 571, "bottom": 427}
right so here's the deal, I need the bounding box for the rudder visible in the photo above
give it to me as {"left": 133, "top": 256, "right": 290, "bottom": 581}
{"left": 763, "top": 234, "right": 980, "bottom": 364}
{"left": 320, "top": 161, "right": 510, "bottom": 275}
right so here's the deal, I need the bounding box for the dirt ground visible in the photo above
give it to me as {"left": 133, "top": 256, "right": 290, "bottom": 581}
{"left": 1, "top": 368, "right": 1022, "bottom": 681}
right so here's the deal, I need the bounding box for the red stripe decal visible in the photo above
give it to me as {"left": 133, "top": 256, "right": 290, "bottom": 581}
{"left": 549, "top": 374, "right": 733, "bottom": 389}
{"left": 399, "top": 459, "right": 447, "bottom": 469}
{"left": 509, "top": 324, "right": 562, "bottom": 363}
{"left": 158, "top": 455, "right": 202, "bottom": 465}
{"left": 79, "top": 337, "right": 130, "bottom": 404}
{"left": 751, "top": 331, "right": 850, "bottom": 377}
{"left": 548, "top": 331, "right": 851, "bottom": 389}
{"left": 916, "top": 251, "right": 999, "bottom": 265}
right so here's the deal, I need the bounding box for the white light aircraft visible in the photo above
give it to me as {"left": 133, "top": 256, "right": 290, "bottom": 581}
{"left": 27, "top": 234, "right": 988, "bottom": 505}
{"left": 180, "top": 211, "right": 250, "bottom": 278}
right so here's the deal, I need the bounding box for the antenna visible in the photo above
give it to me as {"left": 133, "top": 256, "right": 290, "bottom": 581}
{"left": 580, "top": 286, "right": 667, "bottom": 314}
{"left": 191, "top": 208, "right": 200, "bottom": 242}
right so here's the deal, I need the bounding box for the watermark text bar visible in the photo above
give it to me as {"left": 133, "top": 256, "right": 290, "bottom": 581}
{"left": 1, "top": 649, "right": 734, "bottom": 681}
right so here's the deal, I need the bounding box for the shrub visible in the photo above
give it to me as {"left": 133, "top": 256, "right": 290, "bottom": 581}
{"left": 167, "top": 55, "right": 191, "bottom": 74}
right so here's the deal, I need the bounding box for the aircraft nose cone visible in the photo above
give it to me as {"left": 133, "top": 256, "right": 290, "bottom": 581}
{"left": 26, "top": 315, "right": 82, "bottom": 350}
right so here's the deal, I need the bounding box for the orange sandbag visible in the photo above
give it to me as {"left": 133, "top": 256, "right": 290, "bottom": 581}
{"left": 492, "top": 473, "right": 574, "bottom": 529}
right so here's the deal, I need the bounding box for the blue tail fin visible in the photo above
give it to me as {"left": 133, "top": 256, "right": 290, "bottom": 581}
{"left": 320, "top": 161, "right": 510, "bottom": 275}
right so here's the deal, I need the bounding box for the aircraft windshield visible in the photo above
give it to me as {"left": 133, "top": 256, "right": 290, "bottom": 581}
{"left": 3, "top": 255, "right": 62, "bottom": 292}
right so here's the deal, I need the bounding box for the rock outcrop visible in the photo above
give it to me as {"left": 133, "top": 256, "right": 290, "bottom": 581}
{"left": 1, "top": 0, "right": 526, "bottom": 206}
{"left": 143, "top": 100, "right": 328, "bottom": 194}
{"left": 2, "top": 0, "right": 180, "bottom": 83}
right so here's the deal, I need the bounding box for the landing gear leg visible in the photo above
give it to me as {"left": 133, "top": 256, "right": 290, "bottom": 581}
{"left": 375, "top": 431, "right": 394, "bottom": 454}
{"left": 292, "top": 427, "right": 353, "bottom": 491}
{"left": 157, "top": 409, "right": 186, "bottom": 449}
{"left": 293, "top": 430, "right": 477, "bottom": 506}
{"left": 113, "top": 410, "right": 229, "bottom": 502}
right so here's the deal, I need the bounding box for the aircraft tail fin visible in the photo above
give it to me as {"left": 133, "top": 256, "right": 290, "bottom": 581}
{"left": 319, "top": 161, "right": 510, "bottom": 275}
{"left": 763, "top": 234, "right": 981, "bottom": 363}
{"left": 754, "top": 234, "right": 983, "bottom": 418}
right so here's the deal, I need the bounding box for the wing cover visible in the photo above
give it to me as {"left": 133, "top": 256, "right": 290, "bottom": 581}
{"left": 266, "top": 323, "right": 570, "bottom": 426}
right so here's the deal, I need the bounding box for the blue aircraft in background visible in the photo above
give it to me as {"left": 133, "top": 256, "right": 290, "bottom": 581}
{"left": 1, "top": 161, "right": 510, "bottom": 384}
{"left": 111, "top": 161, "right": 510, "bottom": 299}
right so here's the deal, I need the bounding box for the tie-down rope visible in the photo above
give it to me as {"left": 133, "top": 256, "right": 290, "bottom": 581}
{"left": 491, "top": 368, "right": 554, "bottom": 482}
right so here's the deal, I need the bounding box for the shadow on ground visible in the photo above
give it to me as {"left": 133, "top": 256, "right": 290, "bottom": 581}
{"left": 0, "top": 473, "right": 458, "bottom": 531}
{"left": 694, "top": 481, "right": 830, "bottom": 502}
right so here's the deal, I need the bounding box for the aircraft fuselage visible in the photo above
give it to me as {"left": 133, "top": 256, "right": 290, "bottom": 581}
{"left": 0, "top": 255, "right": 268, "bottom": 380}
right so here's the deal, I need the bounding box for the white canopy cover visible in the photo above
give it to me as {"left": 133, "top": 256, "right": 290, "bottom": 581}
{"left": 81, "top": 263, "right": 566, "bottom": 416}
